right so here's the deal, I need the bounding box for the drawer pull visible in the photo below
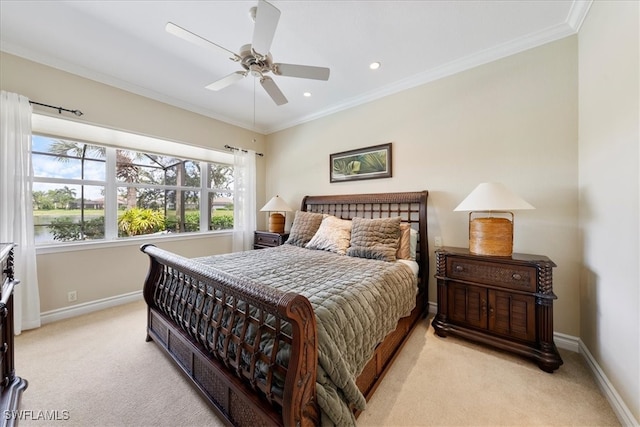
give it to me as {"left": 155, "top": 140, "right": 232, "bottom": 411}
{"left": 512, "top": 273, "right": 522, "bottom": 280}
{"left": 455, "top": 265, "right": 464, "bottom": 272}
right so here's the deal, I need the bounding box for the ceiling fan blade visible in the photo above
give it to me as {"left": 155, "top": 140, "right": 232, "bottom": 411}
{"left": 260, "top": 76, "right": 288, "bottom": 106}
{"left": 273, "top": 63, "right": 330, "bottom": 81}
{"left": 166, "top": 22, "right": 240, "bottom": 61}
{"left": 251, "top": 0, "right": 281, "bottom": 56}
{"left": 205, "top": 71, "right": 247, "bottom": 91}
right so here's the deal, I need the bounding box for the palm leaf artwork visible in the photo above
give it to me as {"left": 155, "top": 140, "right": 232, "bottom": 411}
{"left": 330, "top": 143, "right": 391, "bottom": 182}
{"left": 333, "top": 154, "right": 385, "bottom": 176}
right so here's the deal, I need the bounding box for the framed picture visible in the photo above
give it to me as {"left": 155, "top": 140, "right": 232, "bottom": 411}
{"left": 330, "top": 143, "right": 392, "bottom": 183}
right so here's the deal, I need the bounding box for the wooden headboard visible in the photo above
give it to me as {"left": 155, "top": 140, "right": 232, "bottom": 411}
{"left": 301, "top": 191, "right": 429, "bottom": 296}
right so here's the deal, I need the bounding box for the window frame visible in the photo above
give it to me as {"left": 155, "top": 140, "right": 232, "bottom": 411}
{"left": 31, "top": 114, "right": 235, "bottom": 249}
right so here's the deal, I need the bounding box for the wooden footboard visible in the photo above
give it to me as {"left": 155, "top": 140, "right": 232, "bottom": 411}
{"left": 141, "top": 244, "right": 319, "bottom": 426}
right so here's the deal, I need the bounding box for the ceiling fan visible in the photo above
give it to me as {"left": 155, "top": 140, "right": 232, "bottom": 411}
{"left": 166, "top": 0, "right": 330, "bottom": 106}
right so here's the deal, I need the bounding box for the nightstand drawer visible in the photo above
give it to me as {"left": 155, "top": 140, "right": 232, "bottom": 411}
{"left": 254, "top": 233, "right": 281, "bottom": 246}
{"left": 447, "top": 258, "right": 536, "bottom": 292}
{"left": 253, "top": 231, "right": 289, "bottom": 249}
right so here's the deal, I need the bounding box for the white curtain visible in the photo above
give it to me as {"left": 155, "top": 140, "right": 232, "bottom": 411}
{"left": 0, "top": 91, "right": 41, "bottom": 334}
{"left": 232, "top": 148, "right": 256, "bottom": 252}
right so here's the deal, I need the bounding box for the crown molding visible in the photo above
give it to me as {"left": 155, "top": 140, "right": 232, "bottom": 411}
{"left": 0, "top": 43, "right": 265, "bottom": 134}
{"left": 4, "top": 0, "right": 592, "bottom": 137}
{"left": 266, "top": 13, "right": 584, "bottom": 134}
{"left": 567, "top": 0, "right": 593, "bottom": 32}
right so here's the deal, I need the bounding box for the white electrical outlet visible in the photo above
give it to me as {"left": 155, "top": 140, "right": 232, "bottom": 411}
{"left": 434, "top": 236, "right": 443, "bottom": 247}
{"left": 68, "top": 291, "right": 77, "bottom": 302}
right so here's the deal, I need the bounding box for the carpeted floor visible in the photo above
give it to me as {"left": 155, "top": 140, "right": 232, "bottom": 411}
{"left": 14, "top": 300, "right": 619, "bottom": 426}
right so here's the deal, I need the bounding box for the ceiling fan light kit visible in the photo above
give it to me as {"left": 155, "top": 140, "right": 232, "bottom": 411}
{"left": 166, "top": 0, "right": 330, "bottom": 106}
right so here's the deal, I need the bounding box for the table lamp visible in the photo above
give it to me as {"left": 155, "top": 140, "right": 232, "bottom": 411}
{"left": 260, "top": 195, "right": 292, "bottom": 233}
{"left": 454, "top": 183, "right": 534, "bottom": 256}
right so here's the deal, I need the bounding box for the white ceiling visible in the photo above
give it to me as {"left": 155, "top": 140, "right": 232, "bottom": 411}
{"left": 0, "top": 1, "right": 590, "bottom": 134}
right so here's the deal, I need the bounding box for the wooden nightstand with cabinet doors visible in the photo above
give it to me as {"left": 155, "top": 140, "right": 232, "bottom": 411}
{"left": 253, "top": 231, "right": 289, "bottom": 249}
{"left": 431, "top": 247, "right": 563, "bottom": 372}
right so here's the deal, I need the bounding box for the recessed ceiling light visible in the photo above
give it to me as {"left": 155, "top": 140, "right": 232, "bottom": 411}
{"left": 303, "top": 92, "right": 312, "bottom": 97}
{"left": 369, "top": 62, "right": 381, "bottom": 70}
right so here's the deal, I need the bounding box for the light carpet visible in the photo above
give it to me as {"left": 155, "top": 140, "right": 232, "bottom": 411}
{"left": 14, "top": 300, "right": 619, "bottom": 426}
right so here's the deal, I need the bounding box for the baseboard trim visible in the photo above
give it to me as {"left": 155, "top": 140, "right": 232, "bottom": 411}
{"left": 578, "top": 340, "right": 639, "bottom": 427}
{"left": 428, "top": 301, "right": 438, "bottom": 315}
{"left": 553, "top": 331, "right": 580, "bottom": 353}
{"left": 553, "top": 333, "right": 638, "bottom": 426}
{"left": 40, "top": 291, "right": 143, "bottom": 325}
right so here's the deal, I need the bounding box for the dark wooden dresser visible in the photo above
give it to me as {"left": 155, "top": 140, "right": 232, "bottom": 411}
{"left": 253, "top": 231, "right": 289, "bottom": 249}
{"left": 0, "top": 243, "right": 27, "bottom": 422}
{"left": 431, "top": 247, "right": 563, "bottom": 372}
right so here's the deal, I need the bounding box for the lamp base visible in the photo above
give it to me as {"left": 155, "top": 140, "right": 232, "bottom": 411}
{"left": 469, "top": 217, "right": 513, "bottom": 256}
{"left": 268, "top": 213, "right": 285, "bottom": 234}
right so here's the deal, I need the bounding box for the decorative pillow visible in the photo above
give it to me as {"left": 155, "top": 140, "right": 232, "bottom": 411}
{"left": 409, "top": 228, "right": 418, "bottom": 260}
{"left": 347, "top": 216, "right": 402, "bottom": 262}
{"left": 397, "top": 224, "right": 419, "bottom": 261}
{"left": 285, "top": 211, "right": 324, "bottom": 247}
{"left": 397, "top": 223, "right": 412, "bottom": 260}
{"left": 305, "top": 216, "right": 352, "bottom": 255}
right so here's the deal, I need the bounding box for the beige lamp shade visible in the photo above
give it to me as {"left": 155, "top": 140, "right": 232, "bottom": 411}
{"left": 454, "top": 182, "right": 535, "bottom": 212}
{"left": 454, "top": 183, "right": 534, "bottom": 256}
{"left": 260, "top": 195, "right": 292, "bottom": 234}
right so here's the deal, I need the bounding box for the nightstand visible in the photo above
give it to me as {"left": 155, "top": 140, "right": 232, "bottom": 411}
{"left": 253, "top": 231, "right": 289, "bottom": 249}
{"left": 431, "top": 247, "right": 563, "bottom": 372}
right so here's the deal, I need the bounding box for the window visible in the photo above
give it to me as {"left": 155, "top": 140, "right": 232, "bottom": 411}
{"left": 32, "top": 133, "right": 234, "bottom": 245}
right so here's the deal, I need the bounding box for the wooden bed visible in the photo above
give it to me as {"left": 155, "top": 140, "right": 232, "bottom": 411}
{"left": 141, "top": 191, "right": 429, "bottom": 426}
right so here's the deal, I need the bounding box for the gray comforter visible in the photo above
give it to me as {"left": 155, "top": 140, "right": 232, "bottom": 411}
{"left": 194, "top": 244, "right": 417, "bottom": 426}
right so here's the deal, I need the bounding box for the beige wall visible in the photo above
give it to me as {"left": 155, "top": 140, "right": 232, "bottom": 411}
{"left": 578, "top": 1, "right": 639, "bottom": 422}
{"left": 266, "top": 37, "right": 580, "bottom": 336}
{"left": 36, "top": 235, "right": 233, "bottom": 312}
{"left": 1, "top": 5, "right": 638, "bottom": 421}
{"left": 0, "top": 52, "right": 267, "bottom": 313}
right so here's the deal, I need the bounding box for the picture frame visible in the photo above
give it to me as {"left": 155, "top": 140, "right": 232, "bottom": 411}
{"left": 330, "top": 143, "right": 392, "bottom": 183}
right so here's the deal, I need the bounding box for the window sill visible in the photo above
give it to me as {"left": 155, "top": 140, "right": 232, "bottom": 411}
{"left": 35, "top": 230, "right": 233, "bottom": 255}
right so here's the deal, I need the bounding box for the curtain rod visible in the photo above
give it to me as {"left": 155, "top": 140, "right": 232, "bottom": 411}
{"left": 29, "top": 100, "right": 84, "bottom": 117}
{"left": 28, "top": 103, "right": 266, "bottom": 158}
{"left": 225, "top": 144, "right": 263, "bottom": 157}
